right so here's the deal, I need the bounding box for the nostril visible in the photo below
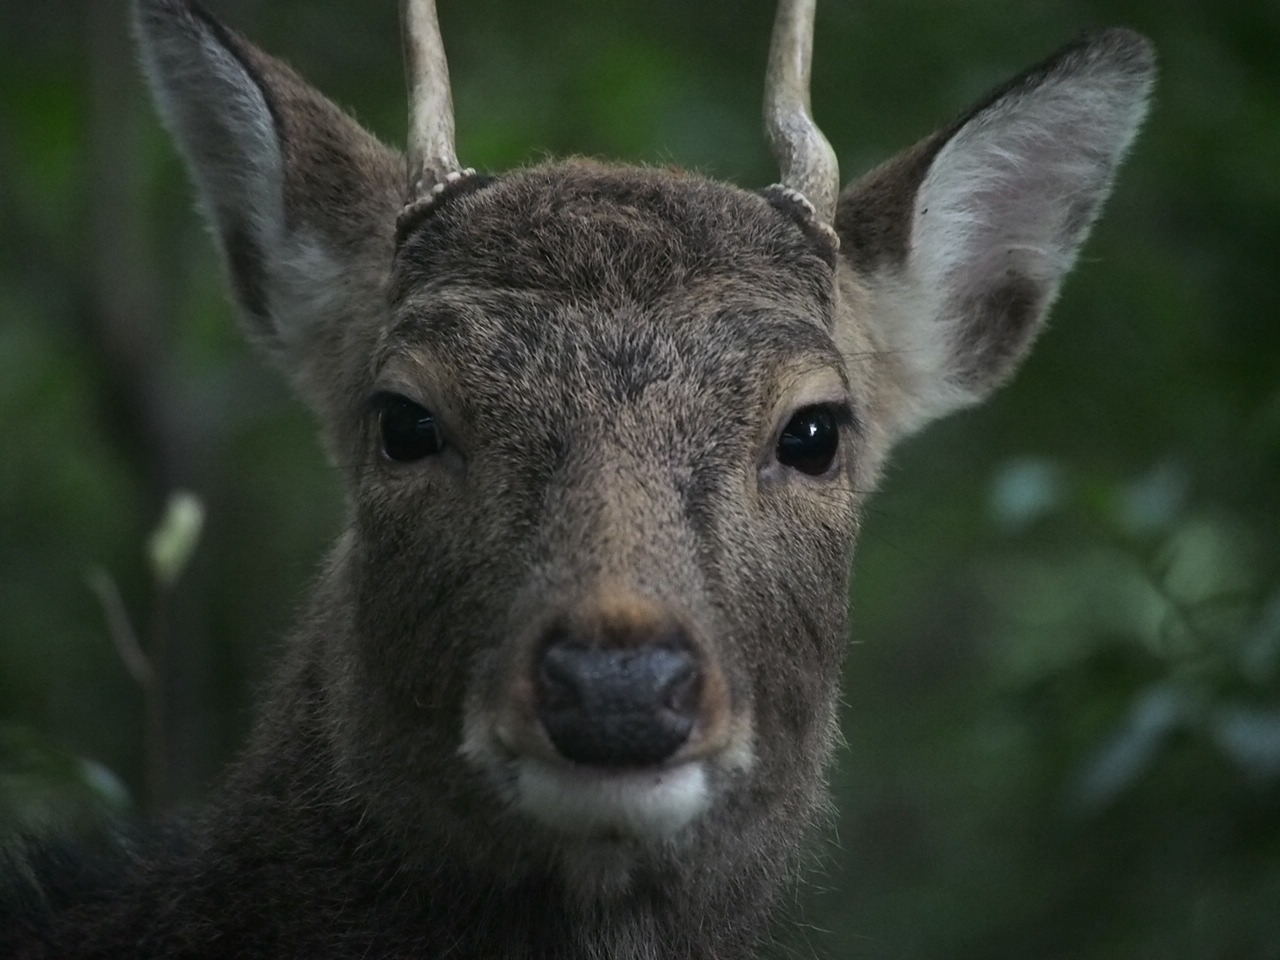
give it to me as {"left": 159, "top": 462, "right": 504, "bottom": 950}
{"left": 534, "top": 640, "right": 702, "bottom": 767}
{"left": 539, "top": 645, "right": 585, "bottom": 712}
{"left": 661, "top": 658, "right": 699, "bottom": 715}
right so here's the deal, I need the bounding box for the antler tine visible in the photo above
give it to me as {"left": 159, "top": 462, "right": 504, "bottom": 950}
{"left": 763, "top": 0, "right": 839, "bottom": 224}
{"left": 401, "top": 0, "right": 462, "bottom": 198}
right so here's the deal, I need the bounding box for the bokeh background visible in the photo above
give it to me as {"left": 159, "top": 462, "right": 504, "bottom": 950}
{"left": 2, "top": 0, "right": 1277, "bottom": 957}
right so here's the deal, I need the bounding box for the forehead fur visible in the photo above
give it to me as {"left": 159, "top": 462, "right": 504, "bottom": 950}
{"left": 377, "top": 161, "right": 848, "bottom": 445}
{"left": 393, "top": 159, "right": 835, "bottom": 311}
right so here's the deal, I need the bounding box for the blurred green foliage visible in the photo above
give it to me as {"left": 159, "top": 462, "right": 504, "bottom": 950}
{"left": 1, "top": 0, "right": 1277, "bottom": 957}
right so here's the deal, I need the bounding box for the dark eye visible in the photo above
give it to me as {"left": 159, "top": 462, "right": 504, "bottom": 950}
{"left": 377, "top": 394, "right": 443, "bottom": 463}
{"left": 776, "top": 405, "right": 841, "bottom": 476}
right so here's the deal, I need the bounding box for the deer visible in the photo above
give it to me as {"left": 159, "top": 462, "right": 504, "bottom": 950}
{"left": 1, "top": 0, "right": 1154, "bottom": 956}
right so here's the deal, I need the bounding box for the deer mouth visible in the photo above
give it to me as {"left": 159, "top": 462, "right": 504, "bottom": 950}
{"left": 507, "top": 755, "right": 712, "bottom": 840}
{"left": 460, "top": 707, "right": 753, "bottom": 843}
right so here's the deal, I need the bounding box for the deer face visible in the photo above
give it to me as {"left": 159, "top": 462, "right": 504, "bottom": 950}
{"left": 330, "top": 164, "right": 858, "bottom": 885}
{"left": 137, "top": 0, "right": 1152, "bottom": 901}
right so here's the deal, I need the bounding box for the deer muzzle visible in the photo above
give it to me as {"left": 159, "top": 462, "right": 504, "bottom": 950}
{"left": 463, "top": 588, "right": 749, "bottom": 842}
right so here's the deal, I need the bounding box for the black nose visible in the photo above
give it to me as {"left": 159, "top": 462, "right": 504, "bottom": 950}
{"left": 536, "top": 639, "right": 701, "bottom": 767}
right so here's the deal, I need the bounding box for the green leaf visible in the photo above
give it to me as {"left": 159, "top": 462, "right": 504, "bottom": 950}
{"left": 147, "top": 491, "right": 205, "bottom": 588}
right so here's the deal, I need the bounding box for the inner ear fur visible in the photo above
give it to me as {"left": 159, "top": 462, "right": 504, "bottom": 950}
{"left": 136, "top": 0, "right": 403, "bottom": 418}
{"left": 833, "top": 29, "right": 1155, "bottom": 438}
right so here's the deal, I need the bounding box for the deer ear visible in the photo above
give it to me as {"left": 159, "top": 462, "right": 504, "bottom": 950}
{"left": 135, "top": 0, "right": 402, "bottom": 409}
{"left": 834, "top": 29, "right": 1154, "bottom": 438}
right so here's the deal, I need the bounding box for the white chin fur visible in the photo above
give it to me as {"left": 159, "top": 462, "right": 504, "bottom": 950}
{"left": 514, "top": 758, "right": 710, "bottom": 841}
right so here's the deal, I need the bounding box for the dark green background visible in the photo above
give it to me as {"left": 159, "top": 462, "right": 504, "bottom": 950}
{"left": 2, "top": 1, "right": 1277, "bottom": 957}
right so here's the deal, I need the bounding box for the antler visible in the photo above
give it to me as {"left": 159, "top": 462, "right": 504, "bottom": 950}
{"left": 401, "top": 0, "right": 464, "bottom": 198}
{"left": 764, "top": 0, "right": 839, "bottom": 224}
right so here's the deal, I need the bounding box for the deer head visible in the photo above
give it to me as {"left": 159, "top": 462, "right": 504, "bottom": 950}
{"left": 135, "top": 0, "right": 1153, "bottom": 938}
